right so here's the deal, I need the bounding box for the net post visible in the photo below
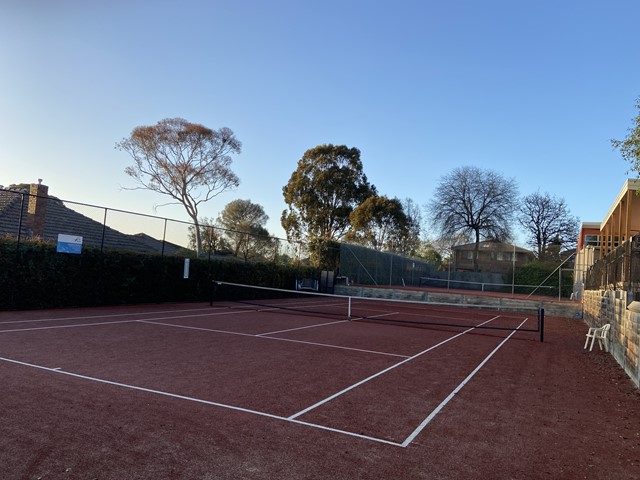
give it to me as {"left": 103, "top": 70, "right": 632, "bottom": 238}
{"left": 348, "top": 296, "right": 352, "bottom": 320}
{"left": 539, "top": 307, "right": 544, "bottom": 342}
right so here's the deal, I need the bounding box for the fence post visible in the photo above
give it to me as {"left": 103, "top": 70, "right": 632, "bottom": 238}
{"left": 558, "top": 267, "right": 561, "bottom": 301}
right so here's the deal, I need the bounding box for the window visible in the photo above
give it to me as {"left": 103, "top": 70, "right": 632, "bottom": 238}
{"left": 584, "top": 234, "right": 600, "bottom": 247}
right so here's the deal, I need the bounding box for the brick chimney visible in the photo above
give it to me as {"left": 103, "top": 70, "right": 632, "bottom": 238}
{"left": 27, "top": 179, "right": 48, "bottom": 238}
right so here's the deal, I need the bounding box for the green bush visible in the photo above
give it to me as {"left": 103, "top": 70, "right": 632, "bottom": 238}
{"left": 510, "top": 260, "right": 573, "bottom": 298}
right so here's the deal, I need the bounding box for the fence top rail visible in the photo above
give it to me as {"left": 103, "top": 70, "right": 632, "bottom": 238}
{"left": 0, "top": 187, "right": 301, "bottom": 246}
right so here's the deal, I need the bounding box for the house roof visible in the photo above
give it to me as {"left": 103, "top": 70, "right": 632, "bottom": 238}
{"left": 0, "top": 187, "right": 181, "bottom": 254}
{"left": 132, "top": 233, "right": 185, "bottom": 255}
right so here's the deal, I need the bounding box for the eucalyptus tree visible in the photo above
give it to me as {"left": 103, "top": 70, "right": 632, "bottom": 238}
{"left": 217, "top": 199, "right": 273, "bottom": 260}
{"left": 117, "top": 117, "right": 241, "bottom": 255}
{"left": 281, "top": 144, "right": 375, "bottom": 267}
{"left": 347, "top": 195, "right": 409, "bottom": 251}
{"left": 612, "top": 96, "right": 640, "bottom": 173}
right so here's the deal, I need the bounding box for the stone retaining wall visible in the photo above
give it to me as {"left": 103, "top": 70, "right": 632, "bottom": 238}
{"left": 582, "top": 289, "right": 640, "bottom": 388}
{"left": 334, "top": 285, "right": 580, "bottom": 319}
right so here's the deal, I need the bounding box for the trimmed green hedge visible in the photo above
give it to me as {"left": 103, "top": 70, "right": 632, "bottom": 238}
{"left": 0, "top": 239, "right": 318, "bottom": 310}
{"left": 511, "top": 260, "right": 574, "bottom": 298}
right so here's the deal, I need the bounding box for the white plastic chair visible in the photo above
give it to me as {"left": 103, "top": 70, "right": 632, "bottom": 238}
{"left": 584, "top": 324, "right": 611, "bottom": 352}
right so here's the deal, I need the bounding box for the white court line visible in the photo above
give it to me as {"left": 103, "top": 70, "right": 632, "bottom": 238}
{"left": 0, "top": 355, "right": 402, "bottom": 448}
{"left": 401, "top": 318, "right": 529, "bottom": 447}
{"left": 0, "top": 306, "right": 228, "bottom": 325}
{"left": 138, "top": 320, "right": 409, "bottom": 358}
{"left": 0, "top": 310, "right": 255, "bottom": 334}
{"left": 257, "top": 319, "right": 348, "bottom": 336}
{"left": 287, "top": 316, "right": 499, "bottom": 420}
{"left": 0, "top": 319, "right": 139, "bottom": 333}
{"left": 0, "top": 317, "right": 528, "bottom": 448}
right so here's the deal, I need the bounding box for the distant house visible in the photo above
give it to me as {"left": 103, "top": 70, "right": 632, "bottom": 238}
{"left": 452, "top": 240, "right": 535, "bottom": 273}
{"left": 0, "top": 182, "right": 185, "bottom": 255}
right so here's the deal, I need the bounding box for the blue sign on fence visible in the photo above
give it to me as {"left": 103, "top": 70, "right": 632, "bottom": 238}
{"left": 57, "top": 234, "right": 83, "bottom": 254}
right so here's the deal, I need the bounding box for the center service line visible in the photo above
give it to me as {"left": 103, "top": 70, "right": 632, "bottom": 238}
{"left": 401, "top": 318, "right": 529, "bottom": 447}
{"left": 287, "top": 316, "right": 499, "bottom": 421}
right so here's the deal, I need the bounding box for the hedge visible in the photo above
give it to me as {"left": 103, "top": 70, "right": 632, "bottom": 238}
{"left": 0, "top": 238, "right": 318, "bottom": 310}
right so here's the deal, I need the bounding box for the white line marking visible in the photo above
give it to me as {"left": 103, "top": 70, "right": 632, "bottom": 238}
{"left": 0, "top": 319, "right": 139, "bottom": 333}
{"left": 400, "top": 318, "right": 528, "bottom": 447}
{"left": 350, "top": 311, "right": 400, "bottom": 321}
{"left": 0, "top": 310, "right": 255, "bottom": 334}
{"left": 0, "top": 356, "right": 402, "bottom": 447}
{"left": 0, "top": 306, "right": 225, "bottom": 325}
{"left": 287, "top": 316, "right": 499, "bottom": 420}
{"left": 138, "top": 320, "right": 409, "bottom": 358}
{"left": 257, "top": 319, "right": 348, "bottom": 336}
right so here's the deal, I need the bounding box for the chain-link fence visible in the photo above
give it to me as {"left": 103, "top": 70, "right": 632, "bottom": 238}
{"left": 0, "top": 186, "right": 318, "bottom": 309}
{"left": 1, "top": 185, "right": 580, "bottom": 298}
{"left": 0, "top": 186, "right": 307, "bottom": 265}
{"left": 338, "top": 242, "right": 438, "bottom": 287}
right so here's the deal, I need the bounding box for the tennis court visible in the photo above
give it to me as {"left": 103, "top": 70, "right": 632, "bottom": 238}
{"left": 1, "top": 286, "right": 638, "bottom": 479}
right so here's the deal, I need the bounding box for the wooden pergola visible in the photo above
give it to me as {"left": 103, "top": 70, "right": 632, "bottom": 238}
{"left": 599, "top": 179, "right": 640, "bottom": 257}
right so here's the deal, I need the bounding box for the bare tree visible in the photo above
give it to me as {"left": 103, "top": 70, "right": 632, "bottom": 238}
{"left": 398, "top": 197, "right": 424, "bottom": 256}
{"left": 429, "top": 166, "right": 518, "bottom": 271}
{"left": 518, "top": 191, "right": 579, "bottom": 259}
{"left": 116, "top": 118, "right": 241, "bottom": 255}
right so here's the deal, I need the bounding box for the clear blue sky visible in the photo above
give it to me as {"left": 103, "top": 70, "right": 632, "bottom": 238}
{"left": 1, "top": 0, "right": 638, "bottom": 246}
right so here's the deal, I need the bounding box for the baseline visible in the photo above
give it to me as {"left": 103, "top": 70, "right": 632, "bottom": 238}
{"left": 0, "top": 309, "right": 255, "bottom": 334}
{"left": 0, "top": 316, "right": 526, "bottom": 448}
{"left": 0, "top": 306, "right": 224, "bottom": 325}
{"left": 0, "top": 355, "right": 403, "bottom": 448}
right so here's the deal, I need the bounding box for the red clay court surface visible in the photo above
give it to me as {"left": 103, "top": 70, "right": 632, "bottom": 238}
{"left": 0, "top": 300, "right": 638, "bottom": 479}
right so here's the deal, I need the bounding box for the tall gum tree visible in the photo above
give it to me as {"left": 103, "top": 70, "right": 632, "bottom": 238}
{"left": 347, "top": 195, "right": 409, "bottom": 251}
{"left": 116, "top": 118, "right": 241, "bottom": 255}
{"left": 281, "top": 144, "right": 376, "bottom": 242}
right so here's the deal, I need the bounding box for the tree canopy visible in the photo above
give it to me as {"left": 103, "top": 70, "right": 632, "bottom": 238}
{"left": 281, "top": 144, "right": 376, "bottom": 242}
{"left": 347, "top": 195, "right": 409, "bottom": 251}
{"left": 116, "top": 117, "right": 241, "bottom": 255}
{"left": 612, "top": 97, "right": 640, "bottom": 173}
{"left": 518, "top": 191, "right": 579, "bottom": 260}
{"left": 217, "top": 199, "right": 272, "bottom": 260}
{"left": 428, "top": 166, "right": 518, "bottom": 271}
{"left": 188, "top": 217, "right": 229, "bottom": 254}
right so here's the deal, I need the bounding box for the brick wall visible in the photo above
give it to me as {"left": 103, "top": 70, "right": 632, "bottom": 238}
{"left": 27, "top": 182, "right": 49, "bottom": 237}
{"left": 582, "top": 289, "right": 640, "bottom": 388}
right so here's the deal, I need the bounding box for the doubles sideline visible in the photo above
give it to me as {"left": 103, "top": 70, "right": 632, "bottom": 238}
{"left": 0, "top": 308, "right": 531, "bottom": 447}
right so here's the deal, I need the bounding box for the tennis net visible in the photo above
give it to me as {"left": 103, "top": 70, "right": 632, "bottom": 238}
{"left": 210, "top": 280, "right": 544, "bottom": 341}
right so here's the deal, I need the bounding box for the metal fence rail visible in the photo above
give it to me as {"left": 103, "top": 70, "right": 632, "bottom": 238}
{"left": 585, "top": 235, "right": 640, "bottom": 290}
{"left": 0, "top": 187, "right": 307, "bottom": 265}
